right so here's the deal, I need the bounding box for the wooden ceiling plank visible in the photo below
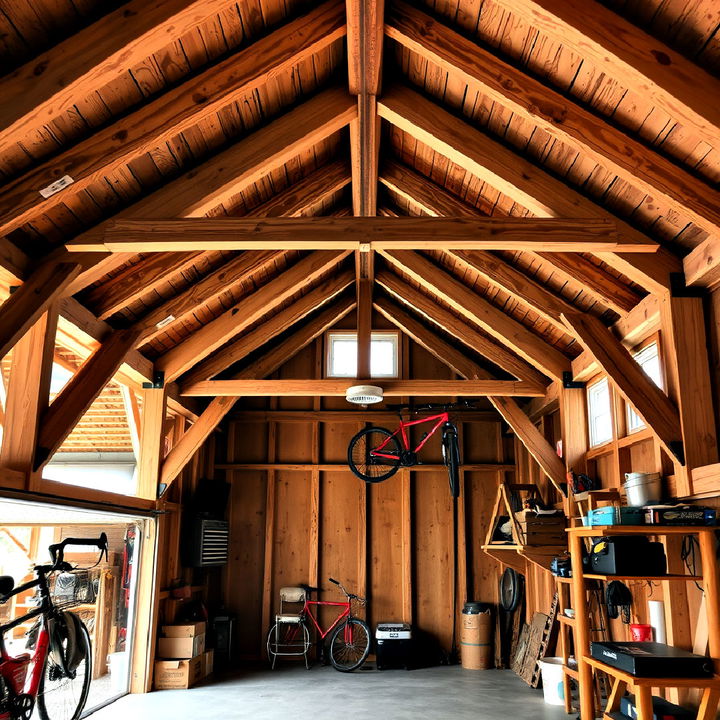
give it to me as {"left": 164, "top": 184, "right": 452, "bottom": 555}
{"left": 561, "top": 311, "right": 684, "bottom": 464}
{"left": 490, "top": 0, "right": 720, "bottom": 151}
{"left": 376, "top": 269, "right": 549, "bottom": 386}
{"left": 62, "top": 86, "right": 358, "bottom": 294}
{"left": 387, "top": 1, "right": 720, "bottom": 242}
{"left": 446, "top": 249, "right": 579, "bottom": 334}
{"left": 379, "top": 250, "right": 571, "bottom": 380}
{"left": 0, "top": 0, "right": 347, "bottom": 239}
{"left": 180, "top": 269, "right": 355, "bottom": 386}
{"left": 136, "top": 249, "right": 286, "bottom": 347}
{"left": 34, "top": 327, "right": 144, "bottom": 469}
{"left": 0, "top": 0, "right": 242, "bottom": 157}
{"left": 380, "top": 159, "right": 642, "bottom": 315}
{"left": 71, "top": 216, "right": 646, "bottom": 252}
{"left": 0, "top": 261, "right": 80, "bottom": 360}
{"left": 160, "top": 297, "right": 355, "bottom": 490}
{"left": 86, "top": 159, "right": 351, "bottom": 319}
{"left": 181, "top": 379, "right": 546, "bottom": 396}
{"left": 377, "top": 84, "right": 681, "bottom": 293}
{"left": 156, "top": 250, "right": 349, "bottom": 382}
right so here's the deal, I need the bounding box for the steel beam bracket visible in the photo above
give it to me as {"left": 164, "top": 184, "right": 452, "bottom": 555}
{"left": 142, "top": 371, "right": 165, "bottom": 389}
{"left": 562, "top": 371, "right": 585, "bottom": 389}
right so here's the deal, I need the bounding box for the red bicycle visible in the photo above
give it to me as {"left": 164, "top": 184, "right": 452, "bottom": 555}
{"left": 266, "top": 579, "right": 370, "bottom": 672}
{"left": 347, "top": 402, "right": 462, "bottom": 498}
{"left": 0, "top": 534, "right": 107, "bottom": 720}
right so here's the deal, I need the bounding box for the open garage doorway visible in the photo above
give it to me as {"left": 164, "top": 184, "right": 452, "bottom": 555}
{"left": 0, "top": 498, "right": 150, "bottom": 717}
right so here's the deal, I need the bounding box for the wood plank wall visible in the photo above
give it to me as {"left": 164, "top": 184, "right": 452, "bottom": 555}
{"left": 218, "top": 329, "right": 511, "bottom": 660}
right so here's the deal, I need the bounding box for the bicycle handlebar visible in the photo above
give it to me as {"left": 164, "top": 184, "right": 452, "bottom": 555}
{"left": 48, "top": 533, "right": 108, "bottom": 569}
{"left": 386, "top": 400, "right": 479, "bottom": 413}
{"left": 327, "top": 577, "right": 366, "bottom": 605}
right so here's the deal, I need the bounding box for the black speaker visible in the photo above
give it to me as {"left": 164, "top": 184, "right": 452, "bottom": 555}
{"left": 212, "top": 613, "right": 235, "bottom": 666}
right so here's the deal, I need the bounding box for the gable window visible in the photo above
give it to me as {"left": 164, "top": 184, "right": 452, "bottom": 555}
{"left": 326, "top": 331, "right": 399, "bottom": 378}
{"left": 627, "top": 341, "right": 662, "bottom": 433}
{"left": 587, "top": 377, "right": 613, "bottom": 447}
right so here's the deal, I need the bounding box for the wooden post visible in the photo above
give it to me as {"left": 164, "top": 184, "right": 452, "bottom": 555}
{"left": 137, "top": 385, "right": 167, "bottom": 500}
{"left": 569, "top": 530, "right": 594, "bottom": 720}
{"left": 560, "top": 384, "right": 588, "bottom": 476}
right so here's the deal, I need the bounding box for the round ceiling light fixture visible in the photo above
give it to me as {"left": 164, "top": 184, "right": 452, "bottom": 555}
{"left": 345, "top": 384, "right": 384, "bottom": 405}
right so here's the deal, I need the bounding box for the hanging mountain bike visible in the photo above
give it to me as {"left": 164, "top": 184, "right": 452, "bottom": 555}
{"left": 347, "top": 402, "right": 463, "bottom": 498}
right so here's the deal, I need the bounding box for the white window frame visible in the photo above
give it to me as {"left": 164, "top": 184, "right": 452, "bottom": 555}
{"left": 626, "top": 341, "right": 663, "bottom": 434}
{"left": 587, "top": 376, "right": 614, "bottom": 448}
{"left": 325, "top": 331, "right": 400, "bottom": 378}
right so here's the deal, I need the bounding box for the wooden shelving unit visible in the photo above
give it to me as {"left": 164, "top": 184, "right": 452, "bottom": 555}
{"left": 568, "top": 525, "right": 720, "bottom": 720}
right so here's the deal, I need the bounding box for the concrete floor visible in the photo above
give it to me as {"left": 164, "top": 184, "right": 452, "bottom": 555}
{"left": 89, "top": 666, "right": 573, "bottom": 720}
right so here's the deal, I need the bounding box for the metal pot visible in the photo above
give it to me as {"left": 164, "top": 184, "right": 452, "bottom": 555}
{"left": 623, "top": 472, "right": 662, "bottom": 506}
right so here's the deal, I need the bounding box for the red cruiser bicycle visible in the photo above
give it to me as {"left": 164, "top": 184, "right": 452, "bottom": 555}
{"left": 0, "top": 534, "right": 108, "bottom": 720}
{"left": 347, "top": 402, "right": 462, "bottom": 498}
{"left": 267, "top": 578, "right": 370, "bottom": 672}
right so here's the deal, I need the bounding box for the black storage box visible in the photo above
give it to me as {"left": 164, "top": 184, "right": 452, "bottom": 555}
{"left": 589, "top": 536, "right": 666, "bottom": 576}
{"left": 375, "top": 623, "right": 412, "bottom": 670}
{"left": 590, "top": 642, "right": 714, "bottom": 678}
{"left": 620, "top": 694, "right": 694, "bottom": 720}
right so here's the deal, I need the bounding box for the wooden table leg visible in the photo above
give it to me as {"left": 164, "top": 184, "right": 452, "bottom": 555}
{"left": 605, "top": 677, "right": 627, "bottom": 713}
{"left": 696, "top": 688, "right": 720, "bottom": 720}
{"left": 635, "top": 687, "right": 653, "bottom": 720}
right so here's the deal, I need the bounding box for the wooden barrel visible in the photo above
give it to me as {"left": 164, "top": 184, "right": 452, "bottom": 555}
{"left": 460, "top": 603, "right": 493, "bottom": 670}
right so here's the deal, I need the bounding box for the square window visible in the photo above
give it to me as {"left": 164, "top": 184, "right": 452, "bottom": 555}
{"left": 326, "top": 331, "right": 399, "bottom": 378}
{"left": 627, "top": 342, "right": 662, "bottom": 433}
{"left": 587, "top": 377, "right": 613, "bottom": 447}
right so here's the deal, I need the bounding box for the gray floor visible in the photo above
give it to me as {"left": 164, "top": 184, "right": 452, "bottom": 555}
{"left": 90, "top": 666, "right": 573, "bottom": 720}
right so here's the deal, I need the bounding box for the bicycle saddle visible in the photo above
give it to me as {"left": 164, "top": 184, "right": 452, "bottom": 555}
{"left": 0, "top": 575, "right": 14, "bottom": 596}
{"left": 300, "top": 584, "right": 320, "bottom": 593}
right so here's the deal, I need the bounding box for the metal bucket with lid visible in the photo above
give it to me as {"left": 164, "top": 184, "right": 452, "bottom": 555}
{"left": 623, "top": 471, "right": 662, "bottom": 506}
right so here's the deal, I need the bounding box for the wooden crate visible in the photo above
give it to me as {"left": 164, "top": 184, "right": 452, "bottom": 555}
{"left": 515, "top": 512, "right": 567, "bottom": 547}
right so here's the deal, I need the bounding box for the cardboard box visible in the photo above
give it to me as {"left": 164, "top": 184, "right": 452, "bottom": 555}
{"left": 158, "top": 633, "right": 205, "bottom": 659}
{"left": 201, "top": 649, "right": 214, "bottom": 678}
{"left": 161, "top": 622, "right": 207, "bottom": 638}
{"left": 154, "top": 656, "right": 203, "bottom": 690}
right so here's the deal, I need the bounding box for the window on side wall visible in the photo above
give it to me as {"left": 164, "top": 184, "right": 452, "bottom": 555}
{"left": 326, "top": 331, "right": 399, "bottom": 378}
{"left": 626, "top": 342, "right": 662, "bottom": 433}
{"left": 587, "top": 376, "right": 613, "bottom": 447}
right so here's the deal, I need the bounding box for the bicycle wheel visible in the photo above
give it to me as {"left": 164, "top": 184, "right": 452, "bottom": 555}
{"left": 38, "top": 617, "right": 92, "bottom": 720}
{"left": 442, "top": 427, "right": 460, "bottom": 499}
{"left": 347, "top": 427, "right": 401, "bottom": 483}
{"left": 329, "top": 618, "right": 370, "bottom": 672}
{"left": 266, "top": 622, "right": 310, "bottom": 667}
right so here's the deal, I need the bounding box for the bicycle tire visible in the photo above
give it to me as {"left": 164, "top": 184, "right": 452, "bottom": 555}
{"left": 499, "top": 568, "right": 523, "bottom": 613}
{"left": 347, "top": 427, "right": 401, "bottom": 483}
{"left": 442, "top": 427, "right": 460, "bottom": 499}
{"left": 38, "top": 617, "right": 92, "bottom": 720}
{"left": 266, "top": 622, "right": 310, "bottom": 666}
{"left": 329, "top": 618, "right": 370, "bottom": 672}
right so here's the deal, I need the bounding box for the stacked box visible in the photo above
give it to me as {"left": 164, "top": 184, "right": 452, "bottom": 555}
{"left": 155, "top": 622, "right": 208, "bottom": 690}
{"left": 515, "top": 511, "right": 566, "bottom": 546}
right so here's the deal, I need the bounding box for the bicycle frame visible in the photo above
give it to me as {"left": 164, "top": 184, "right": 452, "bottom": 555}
{"left": 371, "top": 411, "right": 450, "bottom": 460}
{"left": 302, "top": 600, "right": 351, "bottom": 640}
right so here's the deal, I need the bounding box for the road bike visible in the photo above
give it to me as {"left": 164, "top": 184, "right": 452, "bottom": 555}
{"left": 0, "top": 534, "right": 108, "bottom": 720}
{"left": 347, "top": 402, "right": 462, "bottom": 498}
{"left": 266, "top": 578, "right": 370, "bottom": 672}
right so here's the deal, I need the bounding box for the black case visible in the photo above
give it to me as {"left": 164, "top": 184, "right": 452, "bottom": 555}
{"left": 589, "top": 536, "right": 666, "bottom": 576}
{"left": 590, "top": 642, "right": 714, "bottom": 678}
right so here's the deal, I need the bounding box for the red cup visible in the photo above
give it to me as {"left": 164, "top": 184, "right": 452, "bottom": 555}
{"left": 630, "top": 623, "right": 652, "bottom": 642}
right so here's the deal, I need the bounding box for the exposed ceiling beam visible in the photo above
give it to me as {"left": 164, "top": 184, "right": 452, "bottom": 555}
{"left": 684, "top": 238, "right": 720, "bottom": 288}
{"left": 181, "top": 379, "right": 546, "bottom": 397}
{"left": 380, "top": 159, "right": 643, "bottom": 315}
{"left": 156, "top": 250, "right": 349, "bottom": 382}
{"left": 69, "top": 217, "right": 649, "bottom": 253}
{"left": 491, "top": 0, "right": 720, "bottom": 151}
{"left": 378, "top": 84, "right": 681, "bottom": 293}
{"left": 85, "top": 159, "right": 351, "bottom": 320}
{"left": 376, "top": 270, "right": 549, "bottom": 387}
{"left": 160, "top": 297, "right": 357, "bottom": 490}
{"left": 61, "top": 86, "right": 357, "bottom": 294}
{"left": 379, "top": 250, "right": 571, "bottom": 380}
{"left": 0, "top": 0, "right": 346, "bottom": 239}
{"left": 180, "top": 270, "right": 355, "bottom": 386}
{"left": 386, "top": 0, "right": 720, "bottom": 242}
{"left": 0, "top": 0, "right": 240, "bottom": 157}
{"left": 0, "top": 261, "right": 80, "bottom": 361}
{"left": 561, "top": 311, "right": 684, "bottom": 464}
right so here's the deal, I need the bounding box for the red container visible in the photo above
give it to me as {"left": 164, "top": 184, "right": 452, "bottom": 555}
{"left": 630, "top": 623, "right": 652, "bottom": 642}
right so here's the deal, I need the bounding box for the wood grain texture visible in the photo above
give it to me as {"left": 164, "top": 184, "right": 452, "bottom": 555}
{"left": 0, "top": 0, "right": 347, "bottom": 238}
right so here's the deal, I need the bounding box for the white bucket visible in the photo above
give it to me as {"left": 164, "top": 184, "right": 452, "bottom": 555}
{"left": 107, "top": 651, "right": 128, "bottom": 695}
{"left": 538, "top": 657, "right": 565, "bottom": 705}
